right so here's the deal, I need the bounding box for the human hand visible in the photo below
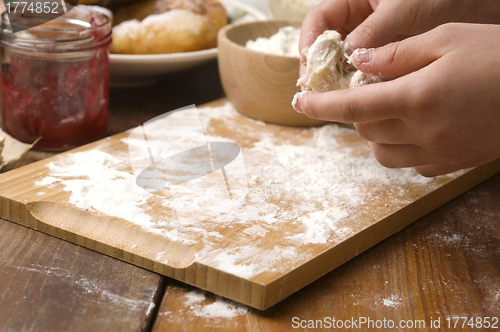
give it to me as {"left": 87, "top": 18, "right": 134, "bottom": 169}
{"left": 298, "top": 0, "right": 500, "bottom": 76}
{"left": 294, "top": 23, "right": 500, "bottom": 176}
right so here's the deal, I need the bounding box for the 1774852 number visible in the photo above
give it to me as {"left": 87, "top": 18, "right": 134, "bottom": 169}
{"left": 446, "top": 317, "right": 498, "bottom": 329}
{"left": 6, "top": 2, "right": 59, "bottom": 14}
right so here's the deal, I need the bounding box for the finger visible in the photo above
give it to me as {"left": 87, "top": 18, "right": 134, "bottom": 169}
{"left": 299, "top": 3, "right": 337, "bottom": 65}
{"left": 350, "top": 32, "right": 443, "bottom": 78}
{"left": 368, "top": 142, "right": 441, "bottom": 168}
{"left": 345, "top": 0, "right": 415, "bottom": 49}
{"left": 299, "top": 64, "right": 307, "bottom": 79}
{"left": 414, "top": 163, "right": 469, "bottom": 177}
{"left": 299, "top": 0, "right": 373, "bottom": 65}
{"left": 354, "top": 119, "right": 417, "bottom": 145}
{"left": 294, "top": 83, "right": 406, "bottom": 123}
{"left": 414, "top": 158, "right": 494, "bottom": 177}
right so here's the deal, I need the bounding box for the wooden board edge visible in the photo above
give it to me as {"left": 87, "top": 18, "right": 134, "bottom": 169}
{"left": 1, "top": 158, "right": 499, "bottom": 311}
{"left": 257, "top": 158, "right": 500, "bottom": 310}
{"left": 0, "top": 196, "right": 269, "bottom": 309}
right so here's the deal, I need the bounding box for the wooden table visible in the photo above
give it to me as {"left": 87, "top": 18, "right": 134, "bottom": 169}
{"left": 1, "top": 61, "right": 499, "bottom": 331}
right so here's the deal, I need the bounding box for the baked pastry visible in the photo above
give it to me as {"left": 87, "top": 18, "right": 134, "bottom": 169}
{"left": 110, "top": 0, "right": 227, "bottom": 54}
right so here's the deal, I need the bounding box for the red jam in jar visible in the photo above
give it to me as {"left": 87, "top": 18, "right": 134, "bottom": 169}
{"left": 0, "top": 7, "right": 111, "bottom": 151}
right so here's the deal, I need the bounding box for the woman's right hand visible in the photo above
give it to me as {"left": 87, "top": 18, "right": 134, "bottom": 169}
{"left": 295, "top": 23, "right": 500, "bottom": 177}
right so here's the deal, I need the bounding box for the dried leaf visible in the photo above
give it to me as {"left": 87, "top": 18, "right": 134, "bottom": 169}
{"left": 0, "top": 129, "right": 40, "bottom": 170}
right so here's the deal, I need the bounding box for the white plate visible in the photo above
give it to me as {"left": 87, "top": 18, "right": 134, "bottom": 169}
{"left": 109, "top": 0, "right": 267, "bottom": 88}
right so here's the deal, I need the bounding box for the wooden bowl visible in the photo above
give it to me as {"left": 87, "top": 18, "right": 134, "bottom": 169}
{"left": 217, "top": 20, "right": 327, "bottom": 127}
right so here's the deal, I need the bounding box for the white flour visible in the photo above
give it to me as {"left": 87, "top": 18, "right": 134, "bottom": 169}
{"left": 382, "top": 295, "right": 401, "bottom": 307}
{"left": 182, "top": 289, "right": 249, "bottom": 318}
{"left": 245, "top": 26, "right": 301, "bottom": 57}
{"left": 39, "top": 150, "right": 156, "bottom": 229}
{"left": 36, "top": 103, "right": 445, "bottom": 279}
{"left": 183, "top": 289, "right": 249, "bottom": 318}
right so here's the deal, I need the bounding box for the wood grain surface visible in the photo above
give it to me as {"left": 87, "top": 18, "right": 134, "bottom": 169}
{"left": 0, "top": 218, "right": 165, "bottom": 332}
{"left": 0, "top": 61, "right": 224, "bottom": 331}
{"left": 2, "top": 96, "right": 499, "bottom": 311}
{"left": 152, "top": 172, "right": 500, "bottom": 331}
{"left": 1, "top": 60, "right": 499, "bottom": 330}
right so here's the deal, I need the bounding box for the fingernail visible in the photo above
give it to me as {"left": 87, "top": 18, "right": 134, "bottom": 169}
{"left": 344, "top": 34, "right": 356, "bottom": 55}
{"left": 344, "top": 37, "right": 354, "bottom": 56}
{"left": 292, "top": 92, "right": 307, "bottom": 113}
{"left": 300, "top": 55, "right": 307, "bottom": 66}
{"left": 300, "top": 47, "right": 309, "bottom": 66}
{"left": 353, "top": 48, "right": 372, "bottom": 64}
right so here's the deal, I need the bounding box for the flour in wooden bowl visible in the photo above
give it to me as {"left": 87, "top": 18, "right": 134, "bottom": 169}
{"left": 245, "top": 26, "right": 301, "bottom": 57}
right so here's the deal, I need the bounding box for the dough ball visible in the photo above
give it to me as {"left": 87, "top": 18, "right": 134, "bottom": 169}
{"left": 297, "top": 30, "right": 380, "bottom": 92}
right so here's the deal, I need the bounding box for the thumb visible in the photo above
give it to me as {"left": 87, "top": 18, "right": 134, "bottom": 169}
{"left": 349, "top": 33, "right": 441, "bottom": 78}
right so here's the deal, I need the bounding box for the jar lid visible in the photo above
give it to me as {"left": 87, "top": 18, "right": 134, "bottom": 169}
{"left": 1, "top": 6, "right": 111, "bottom": 53}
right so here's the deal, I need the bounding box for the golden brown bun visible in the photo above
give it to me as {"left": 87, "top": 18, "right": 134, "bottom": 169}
{"left": 110, "top": 0, "right": 227, "bottom": 54}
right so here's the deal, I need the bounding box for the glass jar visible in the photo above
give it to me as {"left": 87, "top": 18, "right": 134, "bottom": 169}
{"left": 0, "top": 6, "right": 111, "bottom": 151}
{"left": 269, "top": 0, "right": 322, "bottom": 20}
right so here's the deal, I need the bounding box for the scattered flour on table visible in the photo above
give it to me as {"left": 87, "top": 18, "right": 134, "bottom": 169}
{"left": 8, "top": 262, "right": 153, "bottom": 315}
{"left": 382, "top": 295, "right": 401, "bottom": 307}
{"left": 35, "top": 102, "right": 443, "bottom": 278}
{"left": 184, "top": 289, "right": 250, "bottom": 318}
{"left": 493, "top": 291, "right": 500, "bottom": 304}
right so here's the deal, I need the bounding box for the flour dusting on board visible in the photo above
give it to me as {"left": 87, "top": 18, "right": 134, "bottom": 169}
{"left": 36, "top": 102, "right": 452, "bottom": 279}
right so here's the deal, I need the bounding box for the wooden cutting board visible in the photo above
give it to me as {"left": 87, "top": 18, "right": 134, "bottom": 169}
{"left": 1, "top": 100, "right": 499, "bottom": 310}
